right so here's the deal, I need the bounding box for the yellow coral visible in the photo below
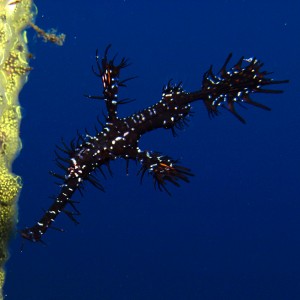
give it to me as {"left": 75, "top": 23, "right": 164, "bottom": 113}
{"left": 0, "top": 0, "right": 35, "bottom": 298}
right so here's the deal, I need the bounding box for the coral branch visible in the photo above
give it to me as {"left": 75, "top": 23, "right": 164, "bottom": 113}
{"left": 29, "top": 21, "right": 66, "bottom": 46}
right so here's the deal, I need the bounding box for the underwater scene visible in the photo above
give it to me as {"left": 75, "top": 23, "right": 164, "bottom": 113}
{"left": 1, "top": 0, "right": 300, "bottom": 299}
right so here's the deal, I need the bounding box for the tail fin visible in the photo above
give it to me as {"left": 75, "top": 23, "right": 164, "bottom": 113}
{"left": 201, "top": 54, "right": 289, "bottom": 123}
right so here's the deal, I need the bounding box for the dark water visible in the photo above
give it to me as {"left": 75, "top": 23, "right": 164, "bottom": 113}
{"left": 4, "top": 0, "right": 300, "bottom": 299}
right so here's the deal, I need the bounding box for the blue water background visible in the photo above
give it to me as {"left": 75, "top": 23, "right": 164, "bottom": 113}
{"left": 4, "top": 0, "right": 300, "bottom": 299}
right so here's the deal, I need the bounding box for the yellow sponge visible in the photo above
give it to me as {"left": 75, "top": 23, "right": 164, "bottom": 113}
{"left": 0, "top": 0, "right": 35, "bottom": 298}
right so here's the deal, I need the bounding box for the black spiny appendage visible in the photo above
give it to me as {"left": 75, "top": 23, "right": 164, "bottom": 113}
{"left": 138, "top": 152, "right": 193, "bottom": 195}
{"left": 162, "top": 81, "right": 192, "bottom": 134}
{"left": 200, "top": 53, "right": 289, "bottom": 123}
{"left": 20, "top": 46, "right": 288, "bottom": 243}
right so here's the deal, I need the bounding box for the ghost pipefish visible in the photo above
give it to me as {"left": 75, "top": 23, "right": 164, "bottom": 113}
{"left": 20, "top": 45, "right": 288, "bottom": 244}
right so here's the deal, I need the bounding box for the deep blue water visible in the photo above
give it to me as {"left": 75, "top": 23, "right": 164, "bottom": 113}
{"left": 4, "top": 0, "right": 300, "bottom": 299}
